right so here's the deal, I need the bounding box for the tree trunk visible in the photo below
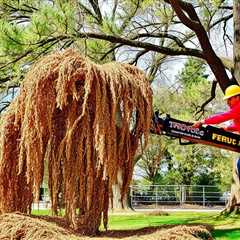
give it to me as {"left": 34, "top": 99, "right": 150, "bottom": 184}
{"left": 234, "top": 1, "right": 240, "bottom": 82}
{"left": 111, "top": 170, "right": 132, "bottom": 211}
{"left": 111, "top": 108, "right": 131, "bottom": 211}
{"left": 112, "top": 170, "right": 124, "bottom": 210}
{"left": 224, "top": 1, "right": 240, "bottom": 214}
{"left": 223, "top": 159, "right": 240, "bottom": 214}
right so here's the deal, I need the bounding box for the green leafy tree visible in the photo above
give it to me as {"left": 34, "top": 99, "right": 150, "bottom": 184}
{"left": 177, "top": 57, "right": 207, "bottom": 88}
{"left": 0, "top": 0, "right": 235, "bottom": 91}
{"left": 135, "top": 135, "right": 166, "bottom": 185}
{"left": 136, "top": 57, "right": 232, "bottom": 195}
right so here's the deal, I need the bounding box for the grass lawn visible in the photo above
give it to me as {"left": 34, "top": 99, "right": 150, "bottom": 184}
{"left": 32, "top": 210, "right": 240, "bottom": 239}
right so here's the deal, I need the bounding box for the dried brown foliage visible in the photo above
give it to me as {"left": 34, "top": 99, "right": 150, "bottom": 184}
{"left": 0, "top": 213, "right": 213, "bottom": 240}
{"left": 0, "top": 213, "right": 77, "bottom": 240}
{"left": 0, "top": 49, "right": 152, "bottom": 234}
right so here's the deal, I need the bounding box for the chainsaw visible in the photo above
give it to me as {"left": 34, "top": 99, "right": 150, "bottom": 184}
{"left": 151, "top": 111, "right": 240, "bottom": 153}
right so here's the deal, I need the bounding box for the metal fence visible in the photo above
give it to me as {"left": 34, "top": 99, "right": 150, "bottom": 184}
{"left": 32, "top": 185, "right": 230, "bottom": 210}
{"left": 130, "top": 185, "right": 229, "bottom": 209}
{"left": 32, "top": 187, "right": 51, "bottom": 210}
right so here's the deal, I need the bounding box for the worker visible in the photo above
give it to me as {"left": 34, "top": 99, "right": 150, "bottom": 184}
{"left": 193, "top": 84, "right": 240, "bottom": 180}
{"left": 193, "top": 84, "right": 240, "bottom": 131}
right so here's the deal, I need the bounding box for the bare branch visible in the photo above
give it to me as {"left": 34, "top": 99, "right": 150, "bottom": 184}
{"left": 130, "top": 49, "right": 149, "bottom": 65}
{"left": 21, "top": 3, "right": 38, "bottom": 12}
{"left": 195, "top": 81, "right": 217, "bottom": 118}
{"left": 0, "top": 36, "right": 69, "bottom": 70}
{"left": 100, "top": 28, "right": 192, "bottom": 62}
{"left": 74, "top": 32, "right": 204, "bottom": 58}
{"left": 0, "top": 102, "right": 11, "bottom": 113}
{"left": 133, "top": 33, "right": 185, "bottom": 48}
{"left": 111, "top": 0, "right": 118, "bottom": 21}
{"left": 210, "top": 13, "right": 233, "bottom": 29}
{"left": 100, "top": 43, "right": 123, "bottom": 61}
{"left": 89, "top": 0, "right": 103, "bottom": 24}
{"left": 77, "top": 2, "right": 100, "bottom": 23}
{"left": 120, "top": 0, "right": 140, "bottom": 32}
{"left": 0, "top": 76, "right": 22, "bottom": 84}
{"left": 3, "top": 2, "right": 36, "bottom": 13}
{"left": 219, "top": 6, "right": 233, "bottom": 10}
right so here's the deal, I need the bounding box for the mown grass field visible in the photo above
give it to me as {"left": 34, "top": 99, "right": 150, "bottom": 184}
{"left": 32, "top": 210, "right": 240, "bottom": 239}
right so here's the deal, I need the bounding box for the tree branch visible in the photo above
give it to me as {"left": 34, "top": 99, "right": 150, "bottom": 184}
{"left": 77, "top": 2, "right": 100, "bottom": 23}
{"left": 168, "top": 0, "right": 200, "bottom": 30}
{"left": 100, "top": 31, "right": 188, "bottom": 61}
{"left": 111, "top": 0, "right": 119, "bottom": 21}
{"left": 89, "top": 0, "right": 103, "bottom": 24}
{"left": 133, "top": 32, "right": 185, "bottom": 48}
{"left": 120, "top": 0, "right": 141, "bottom": 32}
{"left": 210, "top": 13, "right": 233, "bottom": 29}
{"left": 195, "top": 80, "right": 217, "bottom": 117}
{"left": 219, "top": 6, "right": 233, "bottom": 10}
{"left": 0, "top": 102, "right": 11, "bottom": 113}
{"left": 166, "top": 0, "right": 234, "bottom": 91}
{"left": 74, "top": 32, "right": 204, "bottom": 58}
{"left": 130, "top": 49, "right": 149, "bottom": 65}
{"left": 0, "top": 36, "right": 69, "bottom": 70}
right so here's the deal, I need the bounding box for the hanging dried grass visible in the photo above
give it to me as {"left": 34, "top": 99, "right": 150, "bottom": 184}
{"left": 0, "top": 49, "right": 152, "bottom": 234}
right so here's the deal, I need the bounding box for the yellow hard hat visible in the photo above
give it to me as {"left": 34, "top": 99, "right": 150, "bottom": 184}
{"left": 223, "top": 85, "right": 240, "bottom": 100}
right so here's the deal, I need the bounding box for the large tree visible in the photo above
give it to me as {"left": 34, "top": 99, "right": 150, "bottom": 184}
{"left": 0, "top": 0, "right": 234, "bottom": 88}
{"left": 0, "top": 0, "right": 238, "bottom": 211}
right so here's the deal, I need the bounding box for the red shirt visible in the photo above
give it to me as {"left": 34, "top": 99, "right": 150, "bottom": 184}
{"left": 204, "top": 101, "right": 240, "bottom": 132}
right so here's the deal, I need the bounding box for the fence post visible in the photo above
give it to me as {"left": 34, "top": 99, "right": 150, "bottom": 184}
{"left": 180, "top": 185, "right": 182, "bottom": 205}
{"left": 155, "top": 186, "right": 158, "bottom": 208}
{"left": 130, "top": 186, "right": 133, "bottom": 208}
{"left": 181, "top": 185, "right": 185, "bottom": 205}
{"left": 203, "top": 186, "right": 205, "bottom": 207}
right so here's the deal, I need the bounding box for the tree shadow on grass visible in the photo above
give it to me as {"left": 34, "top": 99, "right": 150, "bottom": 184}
{"left": 36, "top": 216, "right": 183, "bottom": 238}
{"left": 97, "top": 224, "right": 213, "bottom": 239}
{"left": 31, "top": 215, "right": 213, "bottom": 239}
{"left": 212, "top": 228, "right": 240, "bottom": 239}
{"left": 98, "top": 226, "right": 170, "bottom": 238}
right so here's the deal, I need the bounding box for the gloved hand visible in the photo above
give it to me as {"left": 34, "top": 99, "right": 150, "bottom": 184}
{"left": 222, "top": 127, "right": 228, "bottom": 131}
{"left": 192, "top": 120, "right": 204, "bottom": 128}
